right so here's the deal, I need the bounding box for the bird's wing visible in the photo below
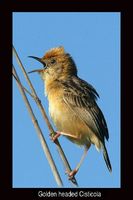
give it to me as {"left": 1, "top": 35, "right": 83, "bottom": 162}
{"left": 61, "top": 76, "right": 109, "bottom": 142}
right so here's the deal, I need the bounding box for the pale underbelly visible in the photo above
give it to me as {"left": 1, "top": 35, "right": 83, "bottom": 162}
{"left": 49, "top": 100, "right": 101, "bottom": 149}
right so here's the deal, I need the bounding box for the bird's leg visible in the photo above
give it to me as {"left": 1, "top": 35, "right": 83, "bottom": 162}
{"left": 50, "top": 131, "right": 78, "bottom": 142}
{"left": 66, "top": 146, "right": 89, "bottom": 180}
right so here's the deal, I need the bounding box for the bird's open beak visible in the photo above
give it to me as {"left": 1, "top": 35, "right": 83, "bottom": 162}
{"left": 28, "top": 56, "right": 46, "bottom": 74}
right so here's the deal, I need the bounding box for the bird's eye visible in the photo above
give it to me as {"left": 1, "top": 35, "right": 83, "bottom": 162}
{"left": 50, "top": 59, "right": 56, "bottom": 64}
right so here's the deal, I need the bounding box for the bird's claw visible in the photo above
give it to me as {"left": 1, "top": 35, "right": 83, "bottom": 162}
{"left": 65, "top": 169, "right": 78, "bottom": 180}
{"left": 49, "top": 131, "right": 61, "bottom": 142}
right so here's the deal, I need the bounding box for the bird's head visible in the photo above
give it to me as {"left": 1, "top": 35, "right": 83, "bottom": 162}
{"left": 29, "top": 46, "right": 77, "bottom": 83}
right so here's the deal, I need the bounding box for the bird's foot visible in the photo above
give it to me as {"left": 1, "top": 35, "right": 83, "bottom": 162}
{"left": 50, "top": 131, "right": 61, "bottom": 142}
{"left": 65, "top": 169, "right": 78, "bottom": 180}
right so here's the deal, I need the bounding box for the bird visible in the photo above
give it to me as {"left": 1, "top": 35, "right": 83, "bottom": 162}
{"left": 29, "top": 46, "right": 112, "bottom": 179}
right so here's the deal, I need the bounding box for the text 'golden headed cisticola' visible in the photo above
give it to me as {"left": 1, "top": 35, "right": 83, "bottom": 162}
{"left": 29, "top": 46, "right": 112, "bottom": 179}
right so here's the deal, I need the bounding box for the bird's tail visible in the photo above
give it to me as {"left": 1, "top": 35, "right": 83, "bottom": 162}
{"left": 102, "top": 144, "right": 112, "bottom": 172}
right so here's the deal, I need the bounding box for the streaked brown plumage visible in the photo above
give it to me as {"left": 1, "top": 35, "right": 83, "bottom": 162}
{"left": 29, "top": 46, "right": 112, "bottom": 178}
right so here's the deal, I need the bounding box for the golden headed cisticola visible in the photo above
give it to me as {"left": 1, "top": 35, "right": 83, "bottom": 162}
{"left": 29, "top": 47, "right": 112, "bottom": 179}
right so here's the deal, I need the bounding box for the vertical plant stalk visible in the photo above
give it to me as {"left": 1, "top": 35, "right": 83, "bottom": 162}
{"left": 13, "top": 65, "right": 63, "bottom": 187}
{"left": 13, "top": 46, "right": 78, "bottom": 187}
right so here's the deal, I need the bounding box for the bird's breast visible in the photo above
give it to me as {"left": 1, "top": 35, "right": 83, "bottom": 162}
{"left": 46, "top": 85, "right": 101, "bottom": 149}
{"left": 47, "top": 90, "right": 91, "bottom": 145}
{"left": 48, "top": 93, "right": 71, "bottom": 130}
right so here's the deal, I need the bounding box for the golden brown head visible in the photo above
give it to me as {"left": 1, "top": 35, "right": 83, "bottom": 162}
{"left": 29, "top": 46, "right": 77, "bottom": 82}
